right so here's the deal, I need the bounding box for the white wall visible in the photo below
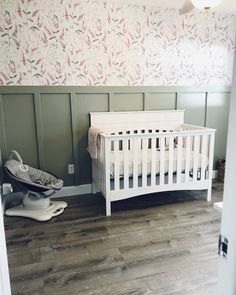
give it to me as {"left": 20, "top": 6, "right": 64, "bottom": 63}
{"left": 218, "top": 41, "right": 236, "bottom": 294}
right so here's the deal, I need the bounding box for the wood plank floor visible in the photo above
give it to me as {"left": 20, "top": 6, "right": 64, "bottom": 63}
{"left": 4, "top": 182, "right": 223, "bottom": 295}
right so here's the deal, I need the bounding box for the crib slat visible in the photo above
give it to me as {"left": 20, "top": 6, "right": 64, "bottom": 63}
{"left": 114, "top": 140, "right": 120, "bottom": 190}
{"left": 200, "top": 135, "right": 208, "bottom": 181}
{"left": 142, "top": 138, "right": 148, "bottom": 187}
{"left": 160, "top": 136, "right": 165, "bottom": 185}
{"left": 193, "top": 135, "right": 200, "bottom": 181}
{"left": 208, "top": 133, "right": 215, "bottom": 181}
{"left": 185, "top": 136, "right": 191, "bottom": 183}
{"left": 151, "top": 137, "right": 156, "bottom": 186}
{"left": 123, "top": 139, "right": 129, "bottom": 190}
{"left": 168, "top": 137, "right": 174, "bottom": 185}
{"left": 165, "top": 137, "right": 170, "bottom": 149}
{"left": 177, "top": 136, "right": 183, "bottom": 184}
{"left": 133, "top": 138, "right": 139, "bottom": 188}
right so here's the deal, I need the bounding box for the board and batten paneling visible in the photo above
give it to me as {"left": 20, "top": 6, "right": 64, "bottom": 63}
{"left": 111, "top": 93, "right": 144, "bottom": 111}
{"left": 40, "top": 93, "right": 74, "bottom": 186}
{"left": 206, "top": 92, "right": 230, "bottom": 167}
{"left": 147, "top": 93, "right": 177, "bottom": 110}
{"left": 0, "top": 93, "right": 39, "bottom": 167}
{"left": 177, "top": 92, "right": 207, "bottom": 126}
{"left": 0, "top": 86, "right": 231, "bottom": 186}
{"left": 77, "top": 93, "right": 109, "bottom": 184}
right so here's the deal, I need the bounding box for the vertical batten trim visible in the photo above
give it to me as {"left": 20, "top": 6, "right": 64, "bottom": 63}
{"left": 109, "top": 92, "right": 114, "bottom": 112}
{"left": 0, "top": 94, "right": 7, "bottom": 161}
{"left": 144, "top": 92, "right": 147, "bottom": 111}
{"left": 33, "top": 92, "right": 44, "bottom": 168}
{"left": 204, "top": 92, "right": 208, "bottom": 127}
{"left": 175, "top": 92, "right": 178, "bottom": 110}
{"left": 70, "top": 92, "right": 79, "bottom": 185}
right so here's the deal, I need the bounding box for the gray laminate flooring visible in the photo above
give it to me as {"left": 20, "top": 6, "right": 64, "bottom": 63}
{"left": 4, "top": 182, "right": 223, "bottom": 295}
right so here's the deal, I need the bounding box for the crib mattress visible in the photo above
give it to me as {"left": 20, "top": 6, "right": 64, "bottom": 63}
{"left": 109, "top": 148, "right": 208, "bottom": 177}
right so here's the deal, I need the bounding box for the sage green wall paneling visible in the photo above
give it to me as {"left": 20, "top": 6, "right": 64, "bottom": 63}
{"left": 0, "top": 95, "right": 7, "bottom": 161}
{"left": 147, "top": 93, "right": 176, "bottom": 110}
{"left": 177, "top": 92, "right": 206, "bottom": 126}
{"left": 40, "top": 94, "right": 74, "bottom": 186}
{"left": 0, "top": 86, "right": 231, "bottom": 185}
{"left": 1, "top": 94, "right": 39, "bottom": 167}
{"left": 111, "top": 93, "right": 144, "bottom": 111}
{"left": 77, "top": 93, "right": 109, "bottom": 184}
{"left": 206, "top": 92, "right": 230, "bottom": 168}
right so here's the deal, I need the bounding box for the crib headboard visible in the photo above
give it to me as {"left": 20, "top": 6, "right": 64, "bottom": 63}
{"left": 90, "top": 110, "right": 185, "bottom": 131}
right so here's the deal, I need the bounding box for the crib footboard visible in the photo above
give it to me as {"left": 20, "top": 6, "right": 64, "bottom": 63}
{"left": 93, "top": 126, "right": 215, "bottom": 216}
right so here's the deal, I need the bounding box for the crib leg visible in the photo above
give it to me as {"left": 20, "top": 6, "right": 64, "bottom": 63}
{"left": 207, "top": 187, "right": 212, "bottom": 202}
{"left": 106, "top": 198, "right": 111, "bottom": 216}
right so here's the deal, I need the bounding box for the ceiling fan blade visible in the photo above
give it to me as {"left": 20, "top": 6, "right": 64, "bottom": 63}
{"left": 180, "top": 0, "right": 195, "bottom": 14}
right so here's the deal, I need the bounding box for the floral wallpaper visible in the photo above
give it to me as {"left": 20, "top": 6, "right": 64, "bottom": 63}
{"left": 0, "top": 0, "right": 235, "bottom": 86}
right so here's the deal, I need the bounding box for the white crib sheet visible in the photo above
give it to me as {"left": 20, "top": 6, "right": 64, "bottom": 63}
{"left": 109, "top": 148, "right": 208, "bottom": 177}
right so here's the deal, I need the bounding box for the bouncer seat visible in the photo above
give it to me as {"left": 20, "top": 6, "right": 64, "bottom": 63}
{"left": 4, "top": 150, "right": 67, "bottom": 221}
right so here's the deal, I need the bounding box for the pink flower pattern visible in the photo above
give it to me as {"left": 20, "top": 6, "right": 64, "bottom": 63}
{"left": 0, "top": 0, "right": 235, "bottom": 86}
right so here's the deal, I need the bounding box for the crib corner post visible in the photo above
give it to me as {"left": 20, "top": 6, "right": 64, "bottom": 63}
{"left": 206, "top": 131, "right": 215, "bottom": 203}
{"left": 104, "top": 137, "right": 111, "bottom": 216}
{"left": 106, "top": 197, "right": 111, "bottom": 216}
{"left": 207, "top": 187, "right": 212, "bottom": 202}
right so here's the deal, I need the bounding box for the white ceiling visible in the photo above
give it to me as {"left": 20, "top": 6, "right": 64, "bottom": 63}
{"left": 115, "top": 0, "right": 236, "bottom": 15}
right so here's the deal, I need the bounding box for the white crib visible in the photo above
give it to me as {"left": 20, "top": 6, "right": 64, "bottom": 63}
{"left": 90, "top": 110, "right": 216, "bottom": 216}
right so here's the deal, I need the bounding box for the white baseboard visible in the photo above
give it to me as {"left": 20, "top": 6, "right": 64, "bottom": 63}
{"left": 52, "top": 184, "right": 92, "bottom": 198}
{"left": 52, "top": 170, "right": 219, "bottom": 199}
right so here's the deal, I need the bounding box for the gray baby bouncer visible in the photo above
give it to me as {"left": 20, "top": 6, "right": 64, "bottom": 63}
{"left": 4, "top": 150, "right": 67, "bottom": 221}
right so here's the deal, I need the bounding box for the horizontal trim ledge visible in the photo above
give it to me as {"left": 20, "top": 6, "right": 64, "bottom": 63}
{"left": 0, "top": 86, "right": 231, "bottom": 94}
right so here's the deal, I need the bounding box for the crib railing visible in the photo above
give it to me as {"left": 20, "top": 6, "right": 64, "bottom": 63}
{"left": 94, "top": 124, "right": 215, "bottom": 203}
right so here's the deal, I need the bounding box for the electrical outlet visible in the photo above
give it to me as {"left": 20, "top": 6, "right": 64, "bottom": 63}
{"left": 68, "top": 164, "right": 75, "bottom": 174}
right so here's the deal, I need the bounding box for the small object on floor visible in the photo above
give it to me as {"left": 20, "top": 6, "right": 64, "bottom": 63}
{"left": 218, "top": 159, "right": 225, "bottom": 182}
{"left": 214, "top": 201, "right": 223, "bottom": 212}
{"left": 2, "top": 183, "right": 13, "bottom": 195}
{"left": 4, "top": 150, "right": 67, "bottom": 221}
